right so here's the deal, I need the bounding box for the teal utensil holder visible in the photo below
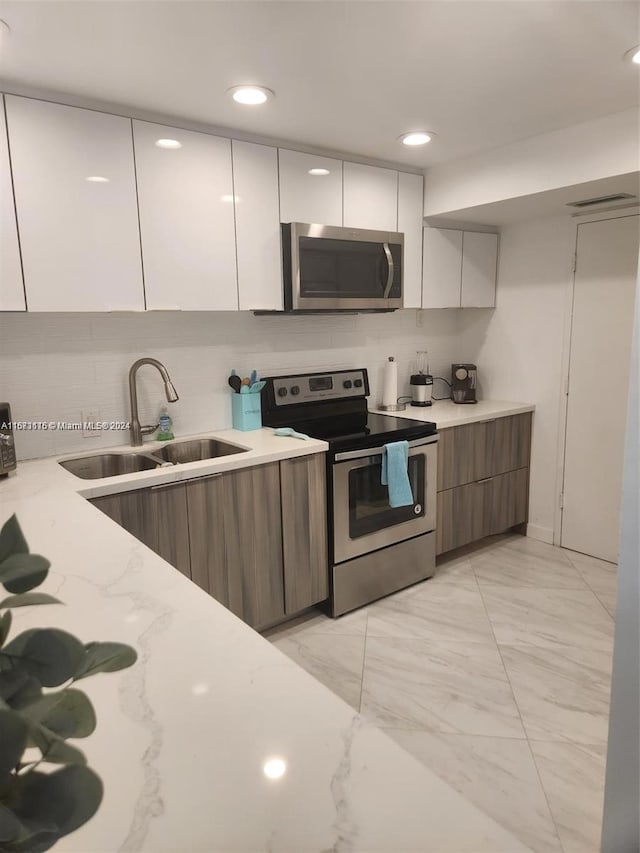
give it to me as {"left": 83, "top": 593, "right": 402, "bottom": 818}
{"left": 231, "top": 392, "right": 262, "bottom": 431}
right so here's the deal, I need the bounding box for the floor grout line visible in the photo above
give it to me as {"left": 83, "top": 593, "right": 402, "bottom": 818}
{"left": 472, "top": 553, "right": 566, "bottom": 852}
{"left": 358, "top": 611, "right": 368, "bottom": 714}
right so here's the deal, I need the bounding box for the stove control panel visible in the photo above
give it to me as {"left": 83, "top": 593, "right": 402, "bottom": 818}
{"left": 269, "top": 369, "right": 368, "bottom": 406}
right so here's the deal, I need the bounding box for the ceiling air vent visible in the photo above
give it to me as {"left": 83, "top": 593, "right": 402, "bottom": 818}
{"left": 566, "top": 193, "right": 636, "bottom": 208}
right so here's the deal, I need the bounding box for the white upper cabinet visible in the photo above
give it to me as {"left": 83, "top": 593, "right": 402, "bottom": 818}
{"left": 460, "top": 231, "right": 498, "bottom": 308}
{"left": 6, "top": 96, "right": 144, "bottom": 312}
{"left": 0, "top": 97, "right": 25, "bottom": 311}
{"left": 133, "top": 121, "right": 237, "bottom": 311}
{"left": 278, "top": 149, "right": 343, "bottom": 226}
{"left": 422, "top": 227, "right": 463, "bottom": 308}
{"left": 232, "top": 141, "right": 282, "bottom": 311}
{"left": 343, "top": 162, "right": 398, "bottom": 231}
{"left": 397, "top": 172, "right": 424, "bottom": 309}
{"left": 422, "top": 227, "right": 497, "bottom": 308}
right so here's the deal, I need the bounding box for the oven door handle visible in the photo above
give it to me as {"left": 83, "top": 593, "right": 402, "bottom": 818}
{"left": 334, "top": 434, "right": 437, "bottom": 462}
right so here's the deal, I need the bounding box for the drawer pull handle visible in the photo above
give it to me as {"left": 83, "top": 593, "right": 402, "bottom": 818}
{"left": 477, "top": 476, "right": 495, "bottom": 484}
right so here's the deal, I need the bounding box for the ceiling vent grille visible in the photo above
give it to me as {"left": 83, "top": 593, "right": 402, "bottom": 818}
{"left": 566, "top": 193, "right": 637, "bottom": 208}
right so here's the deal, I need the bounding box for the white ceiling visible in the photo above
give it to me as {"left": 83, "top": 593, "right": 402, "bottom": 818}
{"left": 0, "top": 1, "right": 638, "bottom": 168}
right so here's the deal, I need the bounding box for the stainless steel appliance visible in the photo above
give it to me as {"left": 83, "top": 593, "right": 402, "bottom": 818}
{"left": 281, "top": 223, "right": 404, "bottom": 312}
{"left": 0, "top": 403, "right": 17, "bottom": 477}
{"left": 261, "top": 369, "right": 437, "bottom": 616}
{"left": 410, "top": 350, "right": 433, "bottom": 407}
{"left": 451, "top": 363, "right": 478, "bottom": 404}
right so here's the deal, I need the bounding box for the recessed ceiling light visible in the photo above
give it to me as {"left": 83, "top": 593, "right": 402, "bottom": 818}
{"left": 623, "top": 45, "right": 640, "bottom": 64}
{"left": 85, "top": 176, "right": 110, "bottom": 183}
{"left": 155, "top": 138, "right": 182, "bottom": 149}
{"left": 308, "top": 168, "right": 330, "bottom": 176}
{"left": 228, "top": 85, "right": 274, "bottom": 105}
{"left": 262, "top": 757, "right": 287, "bottom": 780}
{"left": 399, "top": 131, "right": 434, "bottom": 146}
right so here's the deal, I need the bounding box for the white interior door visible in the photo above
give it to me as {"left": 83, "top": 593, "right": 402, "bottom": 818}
{"left": 561, "top": 213, "right": 639, "bottom": 562}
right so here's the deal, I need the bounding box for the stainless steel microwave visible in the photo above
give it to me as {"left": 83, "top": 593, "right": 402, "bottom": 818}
{"left": 281, "top": 222, "right": 404, "bottom": 312}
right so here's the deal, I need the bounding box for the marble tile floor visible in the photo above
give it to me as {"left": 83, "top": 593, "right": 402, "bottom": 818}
{"left": 265, "top": 533, "right": 617, "bottom": 853}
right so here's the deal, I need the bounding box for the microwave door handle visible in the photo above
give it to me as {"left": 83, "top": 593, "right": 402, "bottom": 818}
{"left": 382, "top": 242, "right": 394, "bottom": 298}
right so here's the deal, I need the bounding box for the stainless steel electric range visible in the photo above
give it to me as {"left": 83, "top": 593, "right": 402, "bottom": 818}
{"left": 261, "top": 368, "right": 438, "bottom": 616}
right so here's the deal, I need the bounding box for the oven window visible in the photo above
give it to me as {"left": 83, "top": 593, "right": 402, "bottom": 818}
{"left": 298, "top": 237, "right": 401, "bottom": 300}
{"left": 348, "top": 455, "right": 425, "bottom": 539}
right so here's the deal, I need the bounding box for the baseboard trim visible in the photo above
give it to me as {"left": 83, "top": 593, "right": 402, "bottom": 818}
{"left": 526, "top": 524, "right": 554, "bottom": 544}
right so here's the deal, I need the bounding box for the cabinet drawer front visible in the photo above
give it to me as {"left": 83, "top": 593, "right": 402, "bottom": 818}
{"left": 436, "top": 481, "right": 484, "bottom": 555}
{"left": 482, "top": 467, "right": 529, "bottom": 536}
{"left": 436, "top": 467, "right": 529, "bottom": 555}
{"left": 437, "top": 422, "right": 487, "bottom": 491}
{"left": 484, "top": 414, "right": 532, "bottom": 477}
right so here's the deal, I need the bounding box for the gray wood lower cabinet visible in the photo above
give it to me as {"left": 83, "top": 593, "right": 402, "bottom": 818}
{"left": 436, "top": 413, "right": 533, "bottom": 556}
{"left": 436, "top": 468, "right": 529, "bottom": 555}
{"left": 280, "top": 454, "right": 328, "bottom": 614}
{"left": 91, "top": 454, "right": 328, "bottom": 630}
{"left": 92, "top": 483, "right": 191, "bottom": 578}
{"left": 192, "top": 463, "right": 285, "bottom": 630}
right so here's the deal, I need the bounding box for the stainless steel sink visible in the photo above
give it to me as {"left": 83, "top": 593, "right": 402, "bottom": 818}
{"left": 151, "top": 438, "right": 248, "bottom": 465}
{"left": 59, "top": 453, "right": 162, "bottom": 479}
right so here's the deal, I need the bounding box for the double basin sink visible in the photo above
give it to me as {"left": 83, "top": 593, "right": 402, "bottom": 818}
{"left": 59, "top": 438, "right": 248, "bottom": 480}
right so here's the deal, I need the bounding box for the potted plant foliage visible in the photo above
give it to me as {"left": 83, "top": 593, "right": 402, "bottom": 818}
{"left": 0, "top": 515, "right": 137, "bottom": 852}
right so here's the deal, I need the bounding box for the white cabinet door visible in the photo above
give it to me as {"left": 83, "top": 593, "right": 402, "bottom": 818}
{"left": 133, "top": 121, "right": 237, "bottom": 311}
{"left": 461, "top": 231, "right": 497, "bottom": 308}
{"left": 278, "top": 149, "right": 342, "bottom": 226}
{"left": 422, "top": 227, "right": 463, "bottom": 308}
{"left": 397, "top": 172, "right": 424, "bottom": 309}
{"left": 232, "top": 140, "right": 282, "bottom": 311}
{"left": 343, "top": 162, "right": 398, "bottom": 231}
{"left": 0, "top": 97, "right": 25, "bottom": 311}
{"left": 6, "top": 96, "right": 143, "bottom": 312}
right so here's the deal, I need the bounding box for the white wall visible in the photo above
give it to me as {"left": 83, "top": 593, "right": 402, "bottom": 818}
{"left": 601, "top": 252, "right": 639, "bottom": 852}
{"left": 458, "top": 215, "right": 574, "bottom": 542}
{"left": 0, "top": 309, "right": 464, "bottom": 460}
{"left": 424, "top": 107, "right": 640, "bottom": 218}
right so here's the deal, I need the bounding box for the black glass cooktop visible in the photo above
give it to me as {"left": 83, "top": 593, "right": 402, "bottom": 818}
{"left": 297, "top": 412, "right": 437, "bottom": 454}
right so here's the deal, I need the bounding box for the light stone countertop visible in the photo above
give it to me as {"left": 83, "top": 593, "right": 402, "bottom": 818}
{"left": 0, "top": 427, "right": 534, "bottom": 852}
{"left": 370, "top": 399, "right": 535, "bottom": 429}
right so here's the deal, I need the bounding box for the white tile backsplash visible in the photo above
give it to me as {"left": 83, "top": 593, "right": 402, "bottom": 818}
{"left": 1, "top": 309, "right": 473, "bottom": 459}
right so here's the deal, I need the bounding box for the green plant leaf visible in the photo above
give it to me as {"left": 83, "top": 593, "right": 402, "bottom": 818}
{"left": 8, "top": 676, "right": 42, "bottom": 710}
{"left": 0, "top": 709, "right": 28, "bottom": 784}
{"left": 0, "top": 669, "right": 29, "bottom": 702}
{"left": 0, "top": 803, "right": 22, "bottom": 843}
{"left": 0, "top": 593, "right": 61, "bottom": 609}
{"left": 11, "top": 765, "right": 103, "bottom": 844}
{"left": 0, "top": 554, "right": 51, "bottom": 595}
{"left": 1, "top": 629, "right": 85, "bottom": 687}
{"left": 20, "top": 689, "right": 96, "bottom": 740}
{"left": 0, "top": 516, "right": 28, "bottom": 565}
{"left": 74, "top": 641, "right": 138, "bottom": 680}
{"left": 0, "top": 610, "right": 12, "bottom": 646}
{"left": 28, "top": 723, "right": 87, "bottom": 766}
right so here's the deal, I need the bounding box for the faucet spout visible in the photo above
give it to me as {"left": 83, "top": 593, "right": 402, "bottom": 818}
{"left": 128, "top": 358, "right": 179, "bottom": 447}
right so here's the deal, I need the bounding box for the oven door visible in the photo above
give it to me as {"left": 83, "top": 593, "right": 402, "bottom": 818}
{"left": 332, "top": 436, "right": 437, "bottom": 564}
{"left": 286, "top": 222, "right": 403, "bottom": 311}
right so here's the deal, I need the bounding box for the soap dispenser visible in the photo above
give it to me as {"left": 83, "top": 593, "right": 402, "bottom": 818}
{"left": 157, "top": 407, "right": 175, "bottom": 441}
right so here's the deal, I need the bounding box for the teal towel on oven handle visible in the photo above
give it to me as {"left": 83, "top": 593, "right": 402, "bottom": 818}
{"left": 380, "top": 440, "right": 414, "bottom": 508}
